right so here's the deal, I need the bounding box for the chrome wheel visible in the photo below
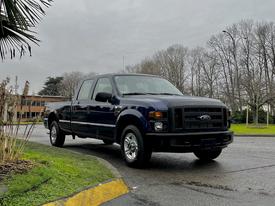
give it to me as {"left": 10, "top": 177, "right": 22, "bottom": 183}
{"left": 124, "top": 132, "right": 139, "bottom": 161}
{"left": 50, "top": 121, "right": 65, "bottom": 147}
{"left": 51, "top": 125, "right": 57, "bottom": 143}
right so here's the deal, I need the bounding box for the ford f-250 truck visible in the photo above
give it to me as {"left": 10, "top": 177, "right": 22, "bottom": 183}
{"left": 44, "top": 74, "right": 233, "bottom": 167}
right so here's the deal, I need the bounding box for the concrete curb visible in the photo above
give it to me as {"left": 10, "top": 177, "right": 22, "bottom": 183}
{"left": 43, "top": 178, "right": 129, "bottom": 206}
{"left": 41, "top": 149, "right": 129, "bottom": 206}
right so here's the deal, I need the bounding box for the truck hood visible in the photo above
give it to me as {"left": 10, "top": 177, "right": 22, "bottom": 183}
{"left": 123, "top": 95, "right": 226, "bottom": 110}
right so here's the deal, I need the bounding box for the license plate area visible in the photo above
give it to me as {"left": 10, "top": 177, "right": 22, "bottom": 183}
{"left": 201, "top": 138, "right": 216, "bottom": 146}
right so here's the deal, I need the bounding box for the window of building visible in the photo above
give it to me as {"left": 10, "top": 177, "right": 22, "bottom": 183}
{"left": 22, "top": 99, "right": 27, "bottom": 105}
{"left": 26, "top": 100, "right": 31, "bottom": 106}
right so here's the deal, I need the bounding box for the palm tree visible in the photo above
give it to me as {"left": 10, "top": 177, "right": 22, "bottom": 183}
{"left": 0, "top": 0, "right": 51, "bottom": 60}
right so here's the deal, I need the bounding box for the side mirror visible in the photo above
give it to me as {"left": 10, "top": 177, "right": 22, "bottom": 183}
{"left": 95, "top": 92, "right": 112, "bottom": 103}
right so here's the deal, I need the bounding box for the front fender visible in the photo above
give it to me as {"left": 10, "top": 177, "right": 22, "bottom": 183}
{"left": 116, "top": 109, "right": 149, "bottom": 130}
{"left": 115, "top": 109, "right": 150, "bottom": 141}
{"left": 44, "top": 110, "right": 58, "bottom": 129}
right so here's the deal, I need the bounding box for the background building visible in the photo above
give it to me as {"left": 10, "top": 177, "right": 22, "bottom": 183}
{"left": 3, "top": 95, "right": 67, "bottom": 122}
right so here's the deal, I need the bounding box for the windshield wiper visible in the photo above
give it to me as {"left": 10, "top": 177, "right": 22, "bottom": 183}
{"left": 122, "top": 92, "right": 148, "bottom": 96}
{"left": 154, "top": 93, "right": 182, "bottom": 96}
{"left": 122, "top": 92, "right": 182, "bottom": 96}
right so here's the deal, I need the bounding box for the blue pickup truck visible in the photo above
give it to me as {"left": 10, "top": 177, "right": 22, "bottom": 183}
{"left": 44, "top": 74, "right": 233, "bottom": 167}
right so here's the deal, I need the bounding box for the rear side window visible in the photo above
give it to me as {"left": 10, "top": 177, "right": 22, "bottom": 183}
{"left": 77, "top": 80, "right": 94, "bottom": 100}
{"left": 92, "top": 78, "right": 113, "bottom": 100}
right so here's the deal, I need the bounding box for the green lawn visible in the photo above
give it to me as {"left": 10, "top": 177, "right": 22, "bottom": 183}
{"left": 231, "top": 124, "right": 275, "bottom": 135}
{"left": 0, "top": 142, "right": 114, "bottom": 206}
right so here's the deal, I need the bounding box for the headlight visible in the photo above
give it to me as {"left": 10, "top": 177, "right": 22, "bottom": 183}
{"left": 154, "top": 122, "right": 163, "bottom": 131}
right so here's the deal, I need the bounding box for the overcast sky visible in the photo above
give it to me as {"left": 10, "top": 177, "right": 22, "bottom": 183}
{"left": 2, "top": 0, "right": 275, "bottom": 93}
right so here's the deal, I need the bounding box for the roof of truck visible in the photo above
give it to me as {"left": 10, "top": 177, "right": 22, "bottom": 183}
{"left": 88, "top": 73, "right": 160, "bottom": 79}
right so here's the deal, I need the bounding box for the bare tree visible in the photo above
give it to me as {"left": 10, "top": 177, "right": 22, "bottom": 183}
{"left": 208, "top": 34, "right": 240, "bottom": 112}
{"left": 60, "top": 71, "right": 96, "bottom": 99}
{"left": 60, "top": 72, "right": 84, "bottom": 99}
{"left": 125, "top": 58, "right": 160, "bottom": 75}
{"left": 154, "top": 45, "right": 189, "bottom": 92}
{"left": 188, "top": 47, "right": 220, "bottom": 98}
{"left": 125, "top": 20, "right": 275, "bottom": 124}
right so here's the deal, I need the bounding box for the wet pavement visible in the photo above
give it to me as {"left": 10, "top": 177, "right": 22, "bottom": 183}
{"left": 30, "top": 125, "right": 275, "bottom": 206}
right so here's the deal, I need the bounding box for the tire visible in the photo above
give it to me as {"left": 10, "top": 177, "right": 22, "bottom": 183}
{"left": 103, "top": 139, "right": 114, "bottom": 145}
{"left": 194, "top": 149, "right": 222, "bottom": 161}
{"left": 50, "top": 121, "right": 65, "bottom": 147}
{"left": 121, "top": 125, "right": 152, "bottom": 168}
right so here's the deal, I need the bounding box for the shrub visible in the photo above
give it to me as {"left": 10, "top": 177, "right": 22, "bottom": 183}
{"left": 0, "top": 78, "right": 35, "bottom": 164}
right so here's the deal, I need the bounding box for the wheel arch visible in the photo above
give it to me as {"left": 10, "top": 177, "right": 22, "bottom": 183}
{"left": 115, "top": 109, "right": 148, "bottom": 144}
{"left": 48, "top": 112, "right": 59, "bottom": 128}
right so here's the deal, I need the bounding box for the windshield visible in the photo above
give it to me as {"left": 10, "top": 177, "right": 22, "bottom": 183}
{"left": 114, "top": 75, "right": 183, "bottom": 96}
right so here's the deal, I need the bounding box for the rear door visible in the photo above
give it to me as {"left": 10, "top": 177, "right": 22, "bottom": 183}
{"left": 71, "top": 79, "right": 95, "bottom": 137}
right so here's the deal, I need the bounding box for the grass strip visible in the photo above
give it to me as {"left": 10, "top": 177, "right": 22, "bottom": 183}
{"left": 0, "top": 142, "right": 114, "bottom": 206}
{"left": 231, "top": 124, "right": 275, "bottom": 135}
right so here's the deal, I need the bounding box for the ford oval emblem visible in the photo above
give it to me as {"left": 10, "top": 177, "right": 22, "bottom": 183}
{"left": 198, "top": 114, "right": 211, "bottom": 121}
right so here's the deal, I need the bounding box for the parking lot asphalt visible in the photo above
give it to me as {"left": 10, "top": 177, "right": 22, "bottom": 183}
{"left": 29, "top": 125, "right": 275, "bottom": 206}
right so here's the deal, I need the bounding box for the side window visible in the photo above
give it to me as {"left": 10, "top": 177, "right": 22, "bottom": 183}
{"left": 92, "top": 78, "right": 113, "bottom": 100}
{"left": 77, "top": 80, "right": 94, "bottom": 100}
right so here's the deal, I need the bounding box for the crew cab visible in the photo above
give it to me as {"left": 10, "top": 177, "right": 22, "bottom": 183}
{"left": 44, "top": 74, "right": 233, "bottom": 167}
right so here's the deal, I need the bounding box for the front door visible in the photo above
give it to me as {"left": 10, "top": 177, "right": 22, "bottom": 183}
{"left": 89, "top": 77, "right": 116, "bottom": 140}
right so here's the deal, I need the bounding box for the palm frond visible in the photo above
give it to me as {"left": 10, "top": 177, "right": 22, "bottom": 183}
{"left": 0, "top": 0, "right": 52, "bottom": 60}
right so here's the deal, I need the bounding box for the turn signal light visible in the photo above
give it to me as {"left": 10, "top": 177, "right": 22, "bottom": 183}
{"left": 149, "top": 111, "right": 163, "bottom": 119}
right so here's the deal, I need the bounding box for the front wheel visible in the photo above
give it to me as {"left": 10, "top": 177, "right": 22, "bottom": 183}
{"left": 194, "top": 149, "right": 222, "bottom": 161}
{"left": 121, "top": 125, "right": 152, "bottom": 168}
{"left": 50, "top": 121, "right": 65, "bottom": 147}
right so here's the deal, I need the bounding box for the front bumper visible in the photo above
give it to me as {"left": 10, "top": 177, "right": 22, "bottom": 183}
{"left": 146, "top": 131, "right": 233, "bottom": 153}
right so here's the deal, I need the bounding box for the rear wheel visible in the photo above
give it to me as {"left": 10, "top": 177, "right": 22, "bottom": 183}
{"left": 121, "top": 125, "right": 152, "bottom": 168}
{"left": 50, "top": 121, "right": 65, "bottom": 147}
{"left": 194, "top": 149, "right": 222, "bottom": 161}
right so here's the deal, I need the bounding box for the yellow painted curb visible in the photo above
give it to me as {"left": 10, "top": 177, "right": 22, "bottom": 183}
{"left": 44, "top": 178, "right": 129, "bottom": 206}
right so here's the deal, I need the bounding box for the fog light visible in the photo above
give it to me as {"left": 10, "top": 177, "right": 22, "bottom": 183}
{"left": 154, "top": 122, "right": 163, "bottom": 131}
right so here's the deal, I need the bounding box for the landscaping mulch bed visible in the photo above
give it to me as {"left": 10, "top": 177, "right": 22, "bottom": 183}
{"left": 0, "top": 160, "right": 34, "bottom": 182}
